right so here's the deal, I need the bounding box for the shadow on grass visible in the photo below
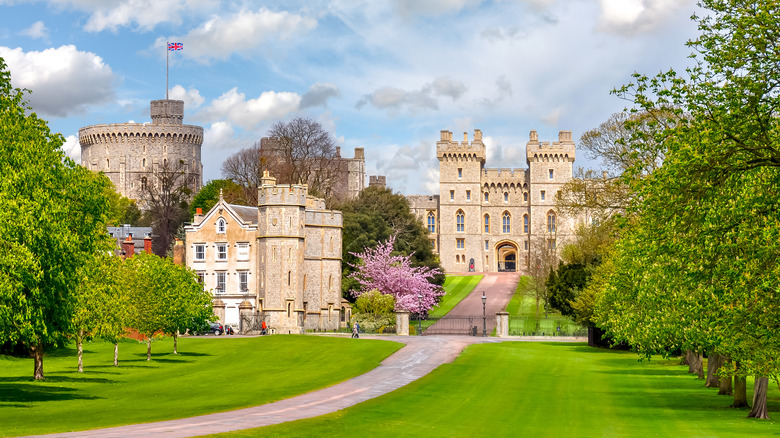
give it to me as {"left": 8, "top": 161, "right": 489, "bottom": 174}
{"left": 0, "top": 383, "right": 103, "bottom": 404}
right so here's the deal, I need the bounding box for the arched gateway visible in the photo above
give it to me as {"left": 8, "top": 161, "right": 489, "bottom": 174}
{"left": 496, "top": 241, "right": 518, "bottom": 272}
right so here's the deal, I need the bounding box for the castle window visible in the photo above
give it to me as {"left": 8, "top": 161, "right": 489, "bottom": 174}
{"left": 466, "top": 190, "right": 471, "bottom": 201}
{"left": 328, "top": 274, "right": 333, "bottom": 291}
{"left": 217, "top": 218, "right": 226, "bottom": 233}
{"left": 504, "top": 192, "right": 508, "bottom": 203}
{"left": 485, "top": 240, "right": 489, "bottom": 251}
{"left": 450, "top": 190, "right": 455, "bottom": 201}
{"left": 523, "top": 214, "right": 529, "bottom": 233}
{"left": 524, "top": 240, "right": 529, "bottom": 250}
{"left": 456, "top": 238, "right": 464, "bottom": 249}
{"left": 523, "top": 192, "right": 528, "bottom": 202}
{"left": 287, "top": 301, "right": 292, "bottom": 318}
{"left": 239, "top": 271, "right": 248, "bottom": 292}
{"left": 288, "top": 271, "right": 292, "bottom": 286}
{"left": 106, "top": 158, "right": 110, "bottom": 169}
{"left": 142, "top": 158, "right": 146, "bottom": 168}
{"left": 237, "top": 242, "right": 249, "bottom": 261}
{"left": 194, "top": 244, "right": 205, "bottom": 261}
{"left": 456, "top": 210, "right": 465, "bottom": 232}
{"left": 458, "top": 168, "right": 463, "bottom": 179}
{"left": 430, "top": 239, "right": 436, "bottom": 250}
{"left": 548, "top": 239, "right": 556, "bottom": 250}
{"left": 427, "top": 212, "right": 436, "bottom": 233}
{"left": 502, "top": 212, "right": 511, "bottom": 233}
{"left": 216, "top": 243, "right": 227, "bottom": 261}
{"left": 196, "top": 272, "right": 205, "bottom": 286}
{"left": 541, "top": 190, "right": 546, "bottom": 201}
{"left": 549, "top": 169, "right": 554, "bottom": 179}
{"left": 216, "top": 272, "right": 226, "bottom": 294}
{"left": 548, "top": 211, "right": 556, "bottom": 233}
{"left": 456, "top": 255, "right": 460, "bottom": 263}
{"left": 484, "top": 192, "right": 489, "bottom": 202}
{"left": 141, "top": 177, "right": 147, "bottom": 191}
{"left": 484, "top": 214, "right": 490, "bottom": 233}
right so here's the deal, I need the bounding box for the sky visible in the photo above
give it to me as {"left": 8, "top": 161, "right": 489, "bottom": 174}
{"left": 0, "top": 0, "right": 701, "bottom": 195}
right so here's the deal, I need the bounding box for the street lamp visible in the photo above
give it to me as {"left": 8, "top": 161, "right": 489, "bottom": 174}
{"left": 481, "top": 291, "right": 487, "bottom": 337}
{"left": 417, "top": 292, "right": 423, "bottom": 336}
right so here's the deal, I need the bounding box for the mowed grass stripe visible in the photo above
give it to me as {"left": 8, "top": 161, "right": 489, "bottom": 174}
{"left": 216, "top": 342, "right": 778, "bottom": 437}
{"left": 0, "top": 336, "right": 401, "bottom": 436}
{"left": 430, "top": 275, "right": 483, "bottom": 318}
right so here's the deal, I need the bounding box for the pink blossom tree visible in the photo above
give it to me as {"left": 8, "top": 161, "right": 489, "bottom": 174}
{"left": 349, "top": 235, "right": 444, "bottom": 313}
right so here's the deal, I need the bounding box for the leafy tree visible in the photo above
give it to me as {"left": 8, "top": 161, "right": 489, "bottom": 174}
{"left": 353, "top": 289, "right": 396, "bottom": 316}
{"left": 104, "top": 184, "right": 142, "bottom": 226}
{"left": 337, "top": 186, "right": 443, "bottom": 299}
{"left": 139, "top": 159, "right": 193, "bottom": 256}
{"left": 0, "top": 58, "right": 112, "bottom": 379}
{"left": 220, "top": 143, "right": 266, "bottom": 206}
{"left": 190, "top": 179, "right": 249, "bottom": 217}
{"left": 349, "top": 235, "right": 444, "bottom": 314}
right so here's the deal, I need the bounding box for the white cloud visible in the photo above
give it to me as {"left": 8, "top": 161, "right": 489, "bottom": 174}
{"left": 0, "top": 45, "right": 115, "bottom": 117}
{"left": 597, "top": 0, "right": 693, "bottom": 35}
{"left": 21, "top": 21, "right": 48, "bottom": 39}
{"left": 203, "top": 121, "right": 235, "bottom": 149}
{"left": 160, "top": 8, "right": 317, "bottom": 61}
{"left": 357, "top": 76, "right": 468, "bottom": 113}
{"left": 540, "top": 106, "right": 564, "bottom": 126}
{"left": 198, "top": 88, "right": 301, "bottom": 130}
{"left": 168, "top": 84, "right": 205, "bottom": 109}
{"left": 61, "top": 134, "right": 80, "bottom": 162}
{"left": 300, "top": 83, "right": 341, "bottom": 108}
{"left": 81, "top": 0, "right": 187, "bottom": 32}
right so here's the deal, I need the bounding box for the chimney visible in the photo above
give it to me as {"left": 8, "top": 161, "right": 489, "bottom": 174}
{"left": 193, "top": 207, "right": 205, "bottom": 225}
{"left": 122, "top": 235, "right": 135, "bottom": 259}
{"left": 143, "top": 233, "right": 152, "bottom": 254}
{"left": 173, "top": 239, "right": 185, "bottom": 266}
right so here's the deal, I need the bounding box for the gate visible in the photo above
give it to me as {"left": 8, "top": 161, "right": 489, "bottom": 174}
{"left": 239, "top": 312, "right": 266, "bottom": 334}
{"left": 415, "top": 315, "right": 484, "bottom": 336}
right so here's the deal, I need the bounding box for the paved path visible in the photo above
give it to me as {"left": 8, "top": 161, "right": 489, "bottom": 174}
{"left": 427, "top": 272, "right": 520, "bottom": 335}
{"left": 30, "top": 335, "right": 488, "bottom": 438}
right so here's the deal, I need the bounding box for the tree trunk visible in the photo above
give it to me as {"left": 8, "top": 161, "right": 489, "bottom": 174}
{"left": 733, "top": 362, "right": 749, "bottom": 408}
{"left": 146, "top": 338, "right": 152, "bottom": 361}
{"left": 705, "top": 353, "right": 721, "bottom": 388}
{"left": 77, "top": 329, "right": 84, "bottom": 373}
{"left": 718, "top": 356, "right": 733, "bottom": 396}
{"left": 686, "top": 350, "right": 695, "bottom": 373}
{"left": 31, "top": 341, "right": 45, "bottom": 380}
{"left": 173, "top": 331, "right": 178, "bottom": 355}
{"left": 748, "top": 377, "right": 770, "bottom": 419}
{"left": 113, "top": 343, "right": 119, "bottom": 367}
{"left": 688, "top": 351, "right": 704, "bottom": 379}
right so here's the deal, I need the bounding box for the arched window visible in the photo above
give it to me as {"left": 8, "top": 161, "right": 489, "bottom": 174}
{"left": 456, "top": 210, "right": 465, "bottom": 232}
{"left": 523, "top": 214, "right": 529, "bottom": 233}
{"left": 427, "top": 212, "right": 436, "bottom": 233}
{"left": 106, "top": 158, "right": 110, "bottom": 169}
{"left": 142, "top": 158, "right": 146, "bottom": 168}
{"left": 547, "top": 211, "right": 556, "bottom": 233}
{"left": 523, "top": 192, "right": 528, "bottom": 202}
{"left": 504, "top": 192, "right": 509, "bottom": 202}
{"left": 217, "top": 218, "right": 226, "bottom": 233}
{"left": 502, "top": 212, "right": 511, "bottom": 233}
{"left": 484, "top": 214, "right": 490, "bottom": 233}
{"left": 141, "top": 177, "right": 147, "bottom": 190}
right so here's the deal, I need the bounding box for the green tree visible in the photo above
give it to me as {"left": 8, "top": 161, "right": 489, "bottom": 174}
{"left": 335, "top": 186, "right": 443, "bottom": 300}
{"left": 0, "top": 58, "right": 112, "bottom": 380}
{"left": 190, "top": 179, "right": 249, "bottom": 217}
{"left": 139, "top": 159, "right": 193, "bottom": 256}
{"left": 105, "top": 184, "right": 142, "bottom": 226}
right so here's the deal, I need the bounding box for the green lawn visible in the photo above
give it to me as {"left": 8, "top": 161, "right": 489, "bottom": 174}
{"left": 505, "top": 275, "right": 585, "bottom": 336}
{"left": 212, "top": 342, "right": 779, "bottom": 437}
{"left": 415, "top": 275, "right": 483, "bottom": 332}
{"left": 0, "top": 335, "right": 401, "bottom": 436}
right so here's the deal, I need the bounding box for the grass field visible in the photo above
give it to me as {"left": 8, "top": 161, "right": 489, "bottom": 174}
{"left": 505, "top": 275, "right": 585, "bottom": 336}
{"left": 0, "top": 335, "right": 401, "bottom": 436}
{"left": 415, "top": 275, "right": 482, "bottom": 332}
{"left": 212, "top": 342, "right": 779, "bottom": 437}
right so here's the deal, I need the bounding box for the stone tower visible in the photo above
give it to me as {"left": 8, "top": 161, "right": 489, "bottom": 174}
{"left": 78, "top": 99, "right": 203, "bottom": 203}
{"left": 437, "top": 130, "right": 486, "bottom": 270}
{"left": 257, "top": 172, "right": 307, "bottom": 334}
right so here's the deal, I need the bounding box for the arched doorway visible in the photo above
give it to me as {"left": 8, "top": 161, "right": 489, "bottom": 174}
{"left": 496, "top": 242, "right": 518, "bottom": 272}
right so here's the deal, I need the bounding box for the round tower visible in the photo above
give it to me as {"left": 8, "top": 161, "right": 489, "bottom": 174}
{"left": 78, "top": 99, "right": 203, "bottom": 204}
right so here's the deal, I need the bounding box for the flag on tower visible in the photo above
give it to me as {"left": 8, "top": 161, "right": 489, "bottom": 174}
{"left": 168, "top": 42, "right": 183, "bottom": 51}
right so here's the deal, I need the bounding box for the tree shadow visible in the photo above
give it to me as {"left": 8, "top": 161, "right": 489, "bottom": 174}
{"left": 0, "top": 383, "right": 103, "bottom": 404}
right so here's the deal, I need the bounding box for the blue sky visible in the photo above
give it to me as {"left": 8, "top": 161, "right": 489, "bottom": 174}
{"left": 0, "top": 0, "right": 700, "bottom": 194}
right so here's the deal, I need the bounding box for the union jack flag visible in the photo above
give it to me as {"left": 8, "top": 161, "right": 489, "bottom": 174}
{"left": 168, "top": 42, "right": 183, "bottom": 51}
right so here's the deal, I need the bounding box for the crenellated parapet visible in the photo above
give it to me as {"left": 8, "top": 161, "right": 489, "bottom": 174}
{"left": 526, "top": 130, "right": 576, "bottom": 163}
{"left": 437, "top": 129, "right": 486, "bottom": 163}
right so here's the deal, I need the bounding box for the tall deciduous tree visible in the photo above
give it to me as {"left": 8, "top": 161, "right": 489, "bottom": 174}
{"left": 139, "top": 159, "right": 193, "bottom": 256}
{"left": 0, "top": 58, "right": 111, "bottom": 380}
{"left": 190, "top": 179, "right": 249, "bottom": 217}
{"left": 349, "top": 235, "right": 444, "bottom": 314}
{"left": 220, "top": 143, "right": 265, "bottom": 206}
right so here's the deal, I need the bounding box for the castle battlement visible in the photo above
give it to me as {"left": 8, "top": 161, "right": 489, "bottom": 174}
{"left": 436, "top": 129, "right": 486, "bottom": 162}
{"left": 483, "top": 168, "right": 528, "bottom": 179}
{"left": 526, "top": 130, "right": 575, "bottom": 163}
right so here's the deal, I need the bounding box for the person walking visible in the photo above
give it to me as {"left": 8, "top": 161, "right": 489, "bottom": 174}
{"left": 261, "top": 320, "right": 267, "bottom": 335}
{"left": 352, "top": 322, "right": 359, "bottom": 339}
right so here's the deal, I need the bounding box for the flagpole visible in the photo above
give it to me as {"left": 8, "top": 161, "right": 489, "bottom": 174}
{"left": 166, "top": 41, "right": 169, "bottom": 100}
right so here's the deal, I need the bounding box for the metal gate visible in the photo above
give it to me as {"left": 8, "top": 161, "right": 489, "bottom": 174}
{"left": 239, "top": 312, "right": 266, "bottom": 334}
{"left": 417, "top": 315, "right": 484, "bottom": 336}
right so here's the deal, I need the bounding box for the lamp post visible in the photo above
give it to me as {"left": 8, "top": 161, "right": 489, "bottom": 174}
{"left": 481, "top": 291, "right": 487, "bottom": 337}
{"left": 417, "top": 293, "right": 423, "bottom": 336}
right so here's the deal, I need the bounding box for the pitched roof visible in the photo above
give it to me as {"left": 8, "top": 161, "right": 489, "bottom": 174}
{"left": 227, "top": 203, "right": 258, "bottom": 224}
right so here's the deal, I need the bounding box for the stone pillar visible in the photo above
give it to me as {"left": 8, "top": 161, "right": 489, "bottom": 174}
{"left": 395, "top": 311, "right": 410, "bottom": 336}
{"left": 239, "top": 300, "right": 254, "bottom": 334}
{"left": 496, "top": 311, "right": 509, "bottom": 338}
{"left": 213, "top": 299, "right": 226, "bottom": 324}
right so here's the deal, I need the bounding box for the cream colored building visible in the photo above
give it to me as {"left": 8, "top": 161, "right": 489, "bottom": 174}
{"left": 184, "top": 172, "right": 347, "bottom": 333}
{"left": 409, "top": 129, "right": 579, "bottom": 273}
